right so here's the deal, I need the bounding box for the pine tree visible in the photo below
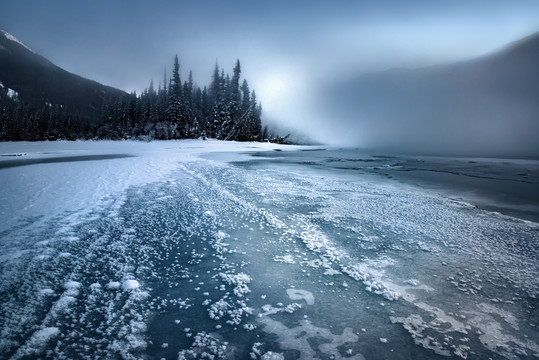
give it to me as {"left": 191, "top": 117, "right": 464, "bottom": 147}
{"left": 209, "top": 65, "right": 226, "bottom": 138}
{"left": 183, "top": 70, "right": 198, "bottom": 137}
{"left": 241, "top": 79, "right": 250, "bottom": 112}
{"left": 171, "top": 55, "right": 182, "bottom": 98}
{"left": 165, "top": 55, "right": 184, "bottom": 137}
{"left": 250, "top": 90, "right": 262, "bottom": 140}
{"left": 230, "top": 60, "right": 241, "bottom": 105}
{"left": 228, "top": 60, "right": 242, "bottom": 132}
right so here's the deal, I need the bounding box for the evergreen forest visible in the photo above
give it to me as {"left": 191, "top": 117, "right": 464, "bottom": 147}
{"left": 0, "top": 56, "right": 264, "bottom": 142}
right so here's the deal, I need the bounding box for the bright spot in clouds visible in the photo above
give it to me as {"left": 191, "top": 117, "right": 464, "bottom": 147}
{"left": 258, "top": 73, "right": 290, "bottom": 110}
{"left": 253, "top": 67, "right": 313, "bottom": 123}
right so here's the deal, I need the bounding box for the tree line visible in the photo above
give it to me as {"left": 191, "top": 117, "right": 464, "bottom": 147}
{"left": 0, "top": 57, "right": 264, "bottom": 141}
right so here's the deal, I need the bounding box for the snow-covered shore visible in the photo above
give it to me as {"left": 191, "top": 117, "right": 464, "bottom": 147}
{"left": 0, "top": 140, "right": 289, "bottom": 233}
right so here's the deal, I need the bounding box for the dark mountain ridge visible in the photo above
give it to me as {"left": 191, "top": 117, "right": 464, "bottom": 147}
{"left": 0, "top": 29, "right": 127, "bottom": 117}
{"left": 326, "top": 31, "right": 539, "bottom": 157}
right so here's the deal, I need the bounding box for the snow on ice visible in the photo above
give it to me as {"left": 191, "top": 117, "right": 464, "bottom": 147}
{"left": 0, "top": 140, "right": 538, "bottom": 359}
{"left": 122, "top": 279, "right": 140, "bottom": 291}
{"left": 286, "top": 289, "right": 314, "bottom": 305}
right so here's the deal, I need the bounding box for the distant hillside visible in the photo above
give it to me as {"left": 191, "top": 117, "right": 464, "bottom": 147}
{"left": 0, "top": 29, "right": 126, "bottom": 118}
{"left": 325, "top": 32, "right": 539, "bottom": 157}
{"left": 0, "top": 30, "right": 263, "bottom": 142}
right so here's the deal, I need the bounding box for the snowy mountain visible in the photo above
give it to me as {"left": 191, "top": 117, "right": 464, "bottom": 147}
{"left": 0, "top": 29, "right": 126, "bottom": 116}
{"left": 326, "top": 31, "right": 539, "bottom": 157}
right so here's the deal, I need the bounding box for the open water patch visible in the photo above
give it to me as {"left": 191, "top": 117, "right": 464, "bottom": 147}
{"left": 0, "top": 154, "right": 135, "bottom": 169}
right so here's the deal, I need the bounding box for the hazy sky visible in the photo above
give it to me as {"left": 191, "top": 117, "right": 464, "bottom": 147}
{"left": 2, "top": 0, "right": 538, "bottom": 138}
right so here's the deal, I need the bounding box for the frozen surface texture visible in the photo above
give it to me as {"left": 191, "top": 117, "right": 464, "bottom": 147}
{"left": 0, "top": 141, "right": 538, "bottom": 359}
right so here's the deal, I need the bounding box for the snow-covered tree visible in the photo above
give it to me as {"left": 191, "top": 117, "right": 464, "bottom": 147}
{"left": 0, "top": 55, "right": 265, "bottom": 142}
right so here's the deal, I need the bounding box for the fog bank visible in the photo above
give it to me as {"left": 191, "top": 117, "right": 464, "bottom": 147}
{"left": 312, "top": 32, "right": 539, "bottom": 157}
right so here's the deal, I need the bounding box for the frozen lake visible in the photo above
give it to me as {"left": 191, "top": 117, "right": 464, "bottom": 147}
{"left": 0, "top": 141, "right": 538, "bottom": 359}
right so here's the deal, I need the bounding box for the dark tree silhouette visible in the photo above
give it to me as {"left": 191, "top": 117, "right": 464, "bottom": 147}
{"left": 0, "top": 56, "right": 264, "bottom": 142}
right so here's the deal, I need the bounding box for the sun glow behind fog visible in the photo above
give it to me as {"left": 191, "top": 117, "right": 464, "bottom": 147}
{"left": 257, "top": 73, "right": 291, "bottom": 111}
{"left": 251, "top": 66, "right": 339, "bottom": 142}
{"left": 255, "top": 71, "right": 303, "bottom": 121}
{"left": 252, "top": 68, "right": 321, "bottom": 137}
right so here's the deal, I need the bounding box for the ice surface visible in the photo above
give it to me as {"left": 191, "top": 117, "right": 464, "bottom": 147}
{"left": 0, "top": 140, "right": 538, "bottom": 359}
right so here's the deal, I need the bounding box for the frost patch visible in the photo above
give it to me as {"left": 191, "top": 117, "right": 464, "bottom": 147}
{"left": 476, "top": 302, "right": 519, "bottom": 330}
{"left": 178, "top": 332, "right": 230, "bottom": 360}
{"left": 391, "top": 314, "right": 453, "bottom": 357}
{"left": 323, "top": 268, "right": 341, "bottom": 276}
{"left": 12, "top": 327, "right": 59, "bottom": 358}
{"left": 286, "top": 289, "right": 314, "bottom": 305}
{"left": 466, "top": 310, "right": 539, "bottom": 359}
{"left": 108, "top": 319, "right": 148, "bottom": 357}
{"left": 273, "top": 254, "right": 295, "bottom": 264}
{"left": 107, "top": 281, "right": 121, "bottom": 290}
{"left": 215, "top": 230, "right": 229, "bottom": 240}
{"left": 298, "top": 224, "right": 341, "bottom": 263}
{"left": 219, "top": 272, "right": 251, "bottom": 297}
{"left": 89, "top": 282, "right": 102, "bottom": 292}
{"left": 243, "top": 323, "right": 257, "bottom": 331}
{"left": 52, "top": 296, "right": 76, "bottom": 313}
{"left": 208, "top": 299, "right": 230, "bottom": 320}
{"left": 260, "top": 303, "right": 302, "bottom": 316}
{"left": 258, "top": 317, "right": 365, "bottom": 360}
{"left": 122, "top": 279, "right": 140, "bottom": 291}
{"left": 63, "top": 236, "right": 80, "bottom": 242}
{"left": 261, "top": 351, "right": 285, "bottom": 360}
{"left": 63, "top": 280, "right": 82, "bottom": 292}
{"left": 208, "top": 297, "right": 253, "bottom": 325}
{"left": 404, "top": 279, "right": 420, "bottom": 286}
{"left": 39, "top": 288, "right": 55, "bottom": 296}
{"left": 341, "top": 262, "right": 403, "bottom": 301}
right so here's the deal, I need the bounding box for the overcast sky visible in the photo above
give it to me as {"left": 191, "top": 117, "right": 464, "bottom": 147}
{"left": 2, "top": 0, "right": 538, "bottom": 137}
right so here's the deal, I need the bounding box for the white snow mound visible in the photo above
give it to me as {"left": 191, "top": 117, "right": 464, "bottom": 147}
{"left": 107, "top": 281, "right": 121, "bottom": 290}
{"left": 122, "top": 279, "right": 140, "bottom": 291}
{"left": 63, "top": 281, "right": 82, "bottom": 290}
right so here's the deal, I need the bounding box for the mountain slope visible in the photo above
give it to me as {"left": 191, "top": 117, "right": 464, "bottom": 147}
{"left": 0, "top": 29, "right": 126, "bottom": 117}
{"left": 325, "top": 32, "right": 539, "bottom": 157}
